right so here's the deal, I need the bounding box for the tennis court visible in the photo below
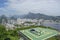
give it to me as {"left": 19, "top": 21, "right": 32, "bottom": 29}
{"left": 20, "top": 27, "right": 59, "bottom": 40}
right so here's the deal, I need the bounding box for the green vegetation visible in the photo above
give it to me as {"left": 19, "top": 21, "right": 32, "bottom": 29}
{"left": 0, "top": 25, "right": 7, "bottom": 40}
{"left": 16, "top": 25, "right": 37, "bottom": 30}
{"left": 0, "top": 24, "right": 19, "bottom": 40}
{"left": 47, "top": 35, "right": 60, "bottom": 40}
{"left": 0, "top": 24, "right": 60, "bottom": 40}
{"left": 16, "top": 25, "right": 57, "bottom": 31}
{"left": 16, "top": 25, "right": 60, "bottom": 40}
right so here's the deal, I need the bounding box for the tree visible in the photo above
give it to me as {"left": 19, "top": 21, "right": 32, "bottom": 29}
{"left": 0, "top": 25, "right": 7, "bottom": 40}
{"left": 0, "top": 24, "right": 19, "bottom": 40}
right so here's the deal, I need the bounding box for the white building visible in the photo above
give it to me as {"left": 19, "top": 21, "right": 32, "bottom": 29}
{"left": 17, "top": 18, "right": 44, "bottom": 26}
{"left": 8, "top": 19, "right": 17, "bottom": 25}
{"left": 17, "top": 18, "right": 26, "bottom": 25}
{"left": 6, "top": 23, "right": 15, "bottom": 30}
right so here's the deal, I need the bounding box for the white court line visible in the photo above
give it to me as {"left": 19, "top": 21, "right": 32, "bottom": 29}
{"left": 20, "top": 28, "right": 59, "bottom": 40}
{"left": 42, "top": 33, "right": 58, "bottom": 40}
{"left": 21, "top": 30, "right": 33, "bottom": 40}
{"left": 26, "top": 30, "right": 38, "bottom": 38}
{"left": 59, "top": 32, "right": 60, "bottom": 35}
{"left": 23, "top": 31, "right": 57, "bottom": 40}
{"left": 25, "top": 30, "right": 51, "bottom": 39}
{"left": 25, "top": 29, "right": 52, "bottom": 38}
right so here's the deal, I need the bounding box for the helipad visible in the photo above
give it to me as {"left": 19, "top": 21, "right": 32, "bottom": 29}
{"left": 20, "top": 27, "right": 59, "bottom": 40}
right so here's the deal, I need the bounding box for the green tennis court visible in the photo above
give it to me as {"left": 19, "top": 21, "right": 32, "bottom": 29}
{"left": 20, "top": 27, "right": 59, "bottom": 40}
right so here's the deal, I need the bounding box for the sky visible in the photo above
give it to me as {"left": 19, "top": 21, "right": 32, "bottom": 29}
{"left": 0, "top": 0, "right": 60, "bottom": 16}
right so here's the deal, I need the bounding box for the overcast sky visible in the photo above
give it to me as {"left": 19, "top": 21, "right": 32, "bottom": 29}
{"left": 0, "top": 0, "right": 60, "bottom": 16}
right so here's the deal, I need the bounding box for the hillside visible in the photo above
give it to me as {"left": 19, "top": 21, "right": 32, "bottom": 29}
{"left": 22, "top": 12, "right": 60, "bottom": 20}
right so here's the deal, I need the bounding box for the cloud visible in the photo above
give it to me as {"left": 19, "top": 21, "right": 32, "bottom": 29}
{"left": 0, "top": 0, "right": 60, "bottom": 16}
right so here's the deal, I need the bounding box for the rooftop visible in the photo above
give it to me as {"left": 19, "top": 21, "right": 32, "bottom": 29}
{"left": 20, "top": 27, "right": 59, "bottom": 40}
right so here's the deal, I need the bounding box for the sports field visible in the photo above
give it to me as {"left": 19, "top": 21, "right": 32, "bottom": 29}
{"left": 20, "top": 27, "right": 59, "bottom": 40}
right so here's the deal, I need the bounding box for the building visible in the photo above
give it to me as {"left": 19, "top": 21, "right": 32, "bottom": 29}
{"left": 5, "top": 23, "right": 15, "bottom": 30}
{"left": 17, "top": 18, "right": 43, "bottom": 26}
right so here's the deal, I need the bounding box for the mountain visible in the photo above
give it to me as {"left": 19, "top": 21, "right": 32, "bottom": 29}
{"left": 0, "top": 15, "right": 8, "bottom": 23}
{"left": 22, "top": 12, "right": 60, "bottom": 20}
{"left": 56, "top": 16, "right": 60, "bottom": 19}
{"left": 9, "top": 14, "right": 25, "bottom": 19}
{"left": 10, "top": 12, "right": 60, "bottom": 20}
